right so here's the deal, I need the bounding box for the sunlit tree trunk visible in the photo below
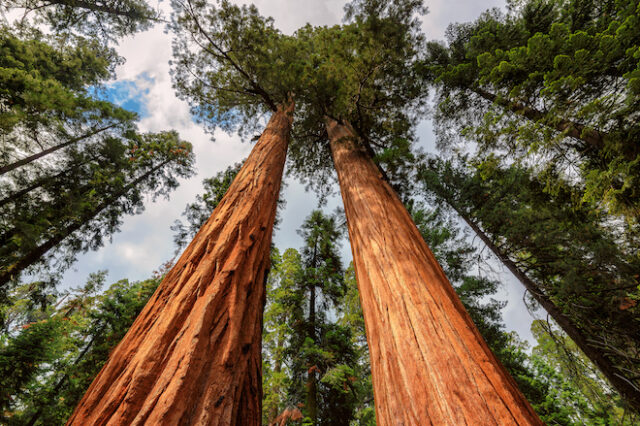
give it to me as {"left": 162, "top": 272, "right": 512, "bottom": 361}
{"left": 67, "top": 101, "right": 293, "bottom": 426}
{"left": 326, "top": 117, "right": 542, "bottom": 425}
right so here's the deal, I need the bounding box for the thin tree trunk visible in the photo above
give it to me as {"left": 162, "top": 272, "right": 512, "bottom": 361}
{"left": 451, "top": 204, "right": 640, "bottom": 412}
{"left": 0, "top": 159, "right": 171, "bottom": 288}
{"left": 326, "top": 117, "right": 542, "bottom": 425}
{"left": 27, "top": 332, "right": 100, "bottom": 426}
{"left": 67, "top": 101, "right": 293, "bottom": 426}
{"left": 0, "top": 124, "right": 114, "bottom": 176}
{"left": 307, "top": 283, "right": 318, "bottom": 424}
{"left": 0, "top": 156, "right": 95, "bottom": 208}
{"left": 472, "top": 87, "right": 607, "bottom": 152}
{"left": 269, "top": 334, "right": 285, "bottom": 423}
{"left": 45, "top": 0, "right": 155, "bottom": 19}
{"left": 305, "top": 236, "right": 319, "bottom": 423}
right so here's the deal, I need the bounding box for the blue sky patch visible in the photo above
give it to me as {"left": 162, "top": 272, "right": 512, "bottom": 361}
{"left": 90, "top": 73, "right": 154, "bottom": 118}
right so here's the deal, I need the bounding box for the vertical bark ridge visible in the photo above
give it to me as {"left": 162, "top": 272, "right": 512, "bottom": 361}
{"left": 326, "top": 117, "right": 542, "bottom": 425}
{"left": 67, "top": 101, "right": 294, "bottom": 426}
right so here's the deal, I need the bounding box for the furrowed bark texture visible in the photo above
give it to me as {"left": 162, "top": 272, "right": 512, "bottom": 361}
{"left": 326, "top": 117, "right": 542, "bottom": 425}
{"left": 67, "top": 102, "right": 293, "bottom": 426}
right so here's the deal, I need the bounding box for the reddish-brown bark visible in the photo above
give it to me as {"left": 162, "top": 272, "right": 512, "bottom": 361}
{"left": 326, "top": 117, "right": 542, "bottom": 425}
{"left": 67, "top": 102, "right": 293, "bottom": 426}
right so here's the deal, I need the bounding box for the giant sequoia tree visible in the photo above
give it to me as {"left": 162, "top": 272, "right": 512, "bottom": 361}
{"left": 287, "top": 1, "right": 540, "bottom": 422}
{"left": 68, "top": 103, "right": 293, "bottom": 425}
{"left": 68, "top": 1, "right": 298, "bottom": 421}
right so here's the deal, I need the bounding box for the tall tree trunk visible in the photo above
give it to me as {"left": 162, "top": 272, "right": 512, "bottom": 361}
{"left": 0, "top": 124, "right": 114, "bottom": 176}
{"left": 450, "top": 203, "right": 640, "bottom": 412}
{"left": 67, "top": 101, "right": 293, "bottom": 426}
{"left": 326, "top": 117, "right": 542, "bottom": 425}
{"left": 0, "top": 159, "right": 171, "bottom": 287}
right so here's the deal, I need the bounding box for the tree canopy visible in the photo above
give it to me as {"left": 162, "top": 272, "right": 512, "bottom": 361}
{"left": 0, "top": 2, "right": 194, "bottom": 314}
{"left": 170, "top": 0, "right": 429, "bottom": 195}
{"left": 423, "top": 0, "right": 640, "bottom": 220}
{"left": 2, "top": 0, "right": 159, "bottom": 43}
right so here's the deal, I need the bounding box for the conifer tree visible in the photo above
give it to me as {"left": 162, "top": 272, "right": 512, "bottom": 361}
{"left": 2, "top": 0, "right": 159, "bottom": 43}
{"left": 0, "top": 18, "right": 194, "bottom": 301}
{"left": 335, "top": 266, "right": 375, "bottom": 425}
{"left": 261, "top": 212, "right": 369, "bottom": 425}
{"left": 262, "top": 248, "right": 301, "bottom": 424}
{"left": 0, "top": 271, "right": 165, "bottom": 425}
{"left": 0, "top": 130, "right": 194, "bottom": 294}
{"left": 300, "top": 2, "right": 541, "bottom": 421}
{"left": 286, "top": 211, "right": 356, "bottom": 424}
{"left": 419, "top": 156, "right": 640, "bottom": 411}
{"left": 70, "top": 1, "right": 302, "bottom": 421}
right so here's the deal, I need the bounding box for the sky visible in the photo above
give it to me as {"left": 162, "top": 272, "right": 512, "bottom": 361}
{"left": 59, "top": 0, "right": 544, "bottom": 345}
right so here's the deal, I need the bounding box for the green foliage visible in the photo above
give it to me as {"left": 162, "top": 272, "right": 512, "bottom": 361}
{"left": 262, "top": 211, "right": 367, "bottom": 425}
{"left": 419, "top": 156, "right": 640, "bottom": 412}
{"left": 337, "top": 266, "right": 375, "bottom": 425}
{"left": 0, "top": 22, "right": 194, "bottom": 301}
{"left": 0, "top": 28, "right": 124, "bottom": 138}
{"left": 262, "top": 248, "right": 303, "bottom": 424}
{"left": 0, "top": 318, "right": 67, "bottom": 412}
{"left": 0, "top": 128, "right": 194, "bottom": 299}
{"left": 531, "top": 320, "right": 638, "bottom": 424}
{"left": 170, "top": 0, "right": 292, "bottom": 135}
{"left": 0, "top": 271, "right": 162, "bottom": 425}
{"left": 424, "top": 0, "right": 640, "bottom": 221}
{"left": 170, "top": 0, "right": 429, "bottom": 195}
{"left": 286, "top": 1, "right": 428, "bottom": 195}
{"left": 2, "top": 0, "right": 159, "bottom": 43}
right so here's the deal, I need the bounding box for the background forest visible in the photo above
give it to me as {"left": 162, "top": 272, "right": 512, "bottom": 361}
{"left": 1, "top": 0, "right": 639, "bottom": 424}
